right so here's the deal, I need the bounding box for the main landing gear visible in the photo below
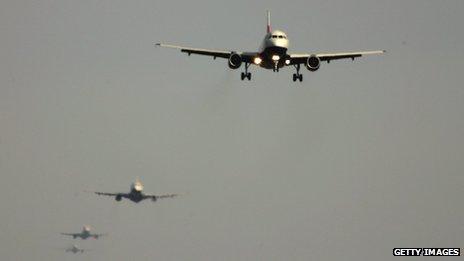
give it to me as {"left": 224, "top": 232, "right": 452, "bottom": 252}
{"left": 292, "top": 64, "right": 303, "bottom": 82}
{"left": 241, "top": 63, "right": 251, "bottom": 80}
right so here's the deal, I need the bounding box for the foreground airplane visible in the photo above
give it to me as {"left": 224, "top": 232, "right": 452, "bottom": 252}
{"left": 61, "top": 225, "right": 105, "bottom": 240}
{"left": 156, "top": 11, "right": 384, "bottom": 82}
{"left": 94, "top": 179, "right": 178, "bottom": 203}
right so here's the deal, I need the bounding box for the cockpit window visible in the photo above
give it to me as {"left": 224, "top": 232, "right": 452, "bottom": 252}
{"left": 270, "top": 34, "right": 287, "bottom": 39}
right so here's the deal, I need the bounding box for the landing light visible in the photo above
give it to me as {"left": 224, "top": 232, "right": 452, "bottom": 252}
{"left": 253, "top": 57, "right": 262, "bottom": 65}
{"left": 272, "top": 55, "right": 280, "bottom": 61}
{"left": 285, "top": 59, "right": 290, "bottom": 65}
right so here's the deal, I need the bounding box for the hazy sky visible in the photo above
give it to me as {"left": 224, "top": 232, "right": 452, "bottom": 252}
{"left": 1, "top": 0, "right": 463, "bottom": 260}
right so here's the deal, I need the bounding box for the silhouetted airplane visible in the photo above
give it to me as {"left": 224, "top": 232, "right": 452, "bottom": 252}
{"left": 65, "top": 244, "right": 87, "bottom": 254}
{"left": 61, "top": 225, "right": 106, "bottom": 239}
{"left": 93, "top": 178, "right": 178, "bottom": 203}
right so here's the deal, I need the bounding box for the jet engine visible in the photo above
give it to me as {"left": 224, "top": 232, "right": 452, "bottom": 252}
{"left": 228, "top": 53, "right": 242, "bottom": 69}
{"left": 115, "top": 195, "right": 122, "bottom": 201}
{"left": 305, "top": 55, "right": 321, "bottom": 71}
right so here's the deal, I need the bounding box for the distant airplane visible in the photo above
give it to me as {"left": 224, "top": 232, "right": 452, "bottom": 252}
{"left": 61, "top": 225, "right": 105, "bottom": 240}
{"left": 65, "top": 244, "right": 87, "bottom": 254}
{"left": 93, "top": 178, "right": 178, "bottom": 203}
{"left": 156, "top": 11, "right": 384, "bottom": 82}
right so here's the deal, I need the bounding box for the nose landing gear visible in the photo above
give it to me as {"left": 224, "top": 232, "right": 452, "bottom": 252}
{"left": 273, "top": 61, "right": 280, "bottom": 72}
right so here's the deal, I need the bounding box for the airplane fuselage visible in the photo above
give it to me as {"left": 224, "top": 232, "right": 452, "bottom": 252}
{"left": 257, "top": 30, "right": 289, "bottom": 70}
{"left": 79, "top": 231, "right": 91, "bottom": 239}
{"left": 128, "top": 189, "right": 144, "bottom": 203}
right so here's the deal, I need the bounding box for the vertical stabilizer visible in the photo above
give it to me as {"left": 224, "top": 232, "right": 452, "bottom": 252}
{"left": 267, "top": 11, "right": 271, "bottom": 33}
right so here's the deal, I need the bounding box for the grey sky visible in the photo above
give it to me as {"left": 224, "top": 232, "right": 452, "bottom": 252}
{"left": 1, "top": 0, "right": 463, "bottom": 260}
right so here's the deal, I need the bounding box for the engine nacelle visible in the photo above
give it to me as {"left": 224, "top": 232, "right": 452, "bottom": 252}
{"left": 228, "top": 53, "right": 242, "bottom": 69}
{"left": 115, "top": 195, "right": 122, "bottom": 201}
{"left": 305, "top": 55, "right": 321, "bottom": 71}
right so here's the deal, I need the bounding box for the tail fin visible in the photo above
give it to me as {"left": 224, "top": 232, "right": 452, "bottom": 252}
{"left": 266, "top": 11, "right": 271, "bottom": 33}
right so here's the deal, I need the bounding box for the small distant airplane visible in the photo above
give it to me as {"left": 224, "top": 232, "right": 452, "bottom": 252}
{"left": 93, "top": 178, "right": 178, "bottom": 203}
{"left": 156, "top": 11, "right": 384, "bottom": 82}
{"left": 65, "top": 244, "right": 87, "bottom": 254}
{"left": 61, "top": 225, "right": 105, "bottom": 240}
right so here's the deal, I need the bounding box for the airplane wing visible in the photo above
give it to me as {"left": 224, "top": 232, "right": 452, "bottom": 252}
{"left": 68, "top": 247, "right": 91, "bottom": 253}
{"left": 156, "top": 193, "right": 178, "bottom": 199}
{"left": 94, "top": 192, "right": 118, "bottom": 196}
{"left": 61, "top": 233, "right": 78, "bottom": 237}
{"left": 143, "top": 193, "right": 178, "bottom": 202}
{"left": 91, "top": 233, "right": 107, "bottom": 239}
{"left": 289, "top": 50, "right": 385, "bottom": 65}
{"left": 94, "top": 192, "right": 128, "bottom": 198}
{"left": 155, "top": 43, "right": 258, "bottom": 63}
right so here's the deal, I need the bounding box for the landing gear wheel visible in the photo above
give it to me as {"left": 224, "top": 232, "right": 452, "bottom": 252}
{"left": 299, "top": 74, "right": 303, "bottom": 82}
{"left": 241, "top": 72, "right": 246, "bottom": 81}
{"left": 293, "top": 74, "right": 297, "bottom": 82}
{"left": 247, "top": 72, "right": 251, "bottom": 80}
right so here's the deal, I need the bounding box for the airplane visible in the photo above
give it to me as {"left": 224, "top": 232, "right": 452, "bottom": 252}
{"left": 64, "top": 244, "right": 87, "bottom": 254}
{"left": 156, "top": 11, "right": 385, "bottom": 82}
{"left": 61, "top": 225, "right": 106, "bottom": 240}
{"left": 93, "top": 178, "right": 178, "bottom": 203}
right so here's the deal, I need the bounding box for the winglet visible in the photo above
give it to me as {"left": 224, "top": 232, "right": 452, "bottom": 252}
{"left": 266, "top": 11, "right": 271, "bottom": 33}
